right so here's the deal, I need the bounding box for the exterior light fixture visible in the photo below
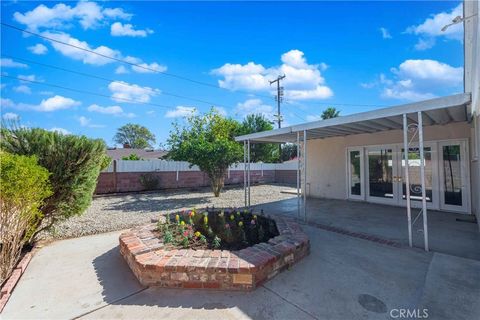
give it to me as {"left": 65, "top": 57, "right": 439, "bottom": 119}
{"left": 441, "top": 13, "right": 478, "bottom": 32}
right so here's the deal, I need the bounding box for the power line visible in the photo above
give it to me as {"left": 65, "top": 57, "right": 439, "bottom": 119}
{"left": 1, "top": 54, "right": 235, "bottom": 110}
{"left": 1, "top": 22, "right": 274, "bottom": 100}
{"left": 1, "top": 74, "right": 176, "bottom": 110}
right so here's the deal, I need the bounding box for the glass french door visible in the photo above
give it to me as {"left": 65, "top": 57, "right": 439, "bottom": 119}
{"left": 366, "top": 146, "right": 398, "bottom": 205}
{"left": 439, "top": 141, "right": 469, "bottom": 213}
{"left": 351, "top": 140, "right": 469, "bottom": 213}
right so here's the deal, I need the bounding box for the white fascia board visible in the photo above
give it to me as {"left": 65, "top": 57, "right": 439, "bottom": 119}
{"left": 291, "top": 93, "right": 470, "bottom": 132}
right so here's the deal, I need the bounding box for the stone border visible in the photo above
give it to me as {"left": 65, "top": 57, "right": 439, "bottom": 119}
{"left": 119, "top": 215, "right": 309, "bottom": 290}
{"left": 0, "top": 252, "right": 33, "bottom": 313}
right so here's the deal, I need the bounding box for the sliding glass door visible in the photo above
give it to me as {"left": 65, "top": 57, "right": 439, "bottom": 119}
{"left": 366, "top": 146, "right": 398, "bottom": 205}
{"left": 439, "top": 141, "right": 468, "bottom": 212}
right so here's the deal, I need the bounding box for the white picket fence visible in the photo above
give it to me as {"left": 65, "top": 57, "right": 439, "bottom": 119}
{"left": 103, "top": 159, "right": 298, "bottom": 173}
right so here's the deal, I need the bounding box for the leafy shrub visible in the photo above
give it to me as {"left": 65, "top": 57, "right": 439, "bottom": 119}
{"left": 139, "top": 173, "right": 159, "bottom": 190}
{"left": 121, "top": 153, "right": 142, "bottom": 160}
{"left": 0, "top": 151, "right": 52, "bottom": 284}
{"left": 0, "top": 126, "right": 108, "bottom": 240}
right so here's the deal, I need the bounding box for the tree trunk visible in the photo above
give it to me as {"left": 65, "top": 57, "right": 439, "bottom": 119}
{"left": 211, "top": 174, "right": 225, "bottom": 197}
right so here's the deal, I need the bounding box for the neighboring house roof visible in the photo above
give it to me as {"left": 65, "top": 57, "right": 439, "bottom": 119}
{"left": 106, "top": 148, "right": 168, "bottom": 160}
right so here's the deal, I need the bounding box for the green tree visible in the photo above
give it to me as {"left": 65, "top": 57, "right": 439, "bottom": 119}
{"left": 114, "top": 123, "right": 156, "bottom": 148}
{"left": 238, "top": 114, "right": 279, "bottom": 162}
{"left": 167, "top": 109, "right": 242, "bottom": 197}
{"left": 122, "top": 153, "right": 142, "bottom": 160}
{"left": 0, "top": 126, "right": 109, "bottom": 240}
{"left": 321, "top": 107, "right": 340, "bottom": 120}
{"left": 0, "top": 151, "right": 52, "bottom": 283}
{"left": 280, "top": 143, "right": 297, "bottom": 161}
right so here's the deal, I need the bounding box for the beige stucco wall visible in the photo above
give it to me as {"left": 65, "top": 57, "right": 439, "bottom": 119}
{"left": 305, "top": 121, "right": 472, "bottom": 201}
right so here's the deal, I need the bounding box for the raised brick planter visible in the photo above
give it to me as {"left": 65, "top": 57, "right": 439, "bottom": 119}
{"left": 119, "top": 215, "right": 309, "bottom": 290}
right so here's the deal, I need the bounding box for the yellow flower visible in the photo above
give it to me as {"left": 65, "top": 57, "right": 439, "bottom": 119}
{"left": 230, "top": 214, "right": 235, "bottom": 221}
{"left": 175, "top": 214, "right": 180, "bottom": 221}
{"left": 194, "top": 231, "right": 201, "bottom": 238}
{"left": 236, "top": 211, "right": 241, "bottom": 216}
{"left": 253, "top": 215, "right": 257, "bottom": 220}
{"left": 238, "top": 221, "right": 244, "bottom": 227}
{"left": 204, "top": 216, "right": 208, "bottom": 224}
{"left": 180, "top": 221, "right": 185, "bottom": 226}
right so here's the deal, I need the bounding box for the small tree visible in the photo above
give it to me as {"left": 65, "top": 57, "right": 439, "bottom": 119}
{"left": 122, "top": 153, "right": 142, "bottom": 160}
{"left": 0, "top": 152, "right": 52, "bottom": 283}
{"left": 280, "top": 143, "right": 297, "bottom": 161}
{"left": 0, "top": 126, "right": 109, "bottom": 240}
{"left": 114, "top": 123, "right": 156, "bottom": 149}
{"left": 238, "top": 114, "right": 279, "bottom": 162}
{"left": 321, "top": 107, "right": 340, "bottom": 120}
{"left": 167, "top": 109, "right": 242, "bottom": 197}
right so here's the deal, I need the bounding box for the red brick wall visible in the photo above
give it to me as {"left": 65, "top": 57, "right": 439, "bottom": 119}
{"left": 95, "top": 169, "right": 295, "bottom": 194}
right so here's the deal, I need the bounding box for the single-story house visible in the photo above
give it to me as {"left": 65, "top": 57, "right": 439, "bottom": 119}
{"left": 106, "top": 147, "right": 168, "bottom": 160}
{"left": 235, "top": 1, "right": 480, "bottom": 251}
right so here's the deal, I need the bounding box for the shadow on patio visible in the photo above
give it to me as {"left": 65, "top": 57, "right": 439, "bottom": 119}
{"left": 253, "top": 197, "right": 480, "bottom": 261}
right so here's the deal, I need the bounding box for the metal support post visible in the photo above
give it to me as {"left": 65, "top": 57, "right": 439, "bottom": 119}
{"left": 418, "top": 111, "right": 429, "bottom": 251}
{"left": 403, "top": 114, "right": 413, "bottom": 247}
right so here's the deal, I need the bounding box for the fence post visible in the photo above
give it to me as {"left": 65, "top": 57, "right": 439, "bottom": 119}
{"left": 113, "top": 160, "right": 118, "bottom": 193}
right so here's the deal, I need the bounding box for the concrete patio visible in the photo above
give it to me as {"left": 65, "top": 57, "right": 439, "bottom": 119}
{"left": 2, "top": 220, "right": 480, "bottom": 319}
{"left": 255, "top": 197, "right": 480, "bottom": 261}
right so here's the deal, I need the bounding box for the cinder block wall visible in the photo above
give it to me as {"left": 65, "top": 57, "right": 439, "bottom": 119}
{"left": 95, "top": 169, "right": 293, "bottom": 194}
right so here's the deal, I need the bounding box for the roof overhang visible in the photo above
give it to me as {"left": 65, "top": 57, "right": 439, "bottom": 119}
{"left": 235, "top": 93, "right": 471, "bottom": 143}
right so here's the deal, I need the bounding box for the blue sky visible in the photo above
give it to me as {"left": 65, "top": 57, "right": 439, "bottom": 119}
{"left": 1, "top": 1, "right": 464, "bottom": 147}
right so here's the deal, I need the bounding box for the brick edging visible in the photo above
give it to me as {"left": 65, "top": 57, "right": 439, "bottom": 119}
{"left": 0, "top": 252, "right": 33, "bottom": 313}
{"left": 119, "top": 215, "right": 310, "bottom": 290}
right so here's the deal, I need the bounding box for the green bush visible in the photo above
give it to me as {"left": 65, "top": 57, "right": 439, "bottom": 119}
{"left": 122, "top": 153, "right": 142, "bottom": 160}
{"left": 0, "top": 126, "right": 108, "bottom": 239}
{"left": 0, "top": 151, "right": 52, "bottom": 284}
{"left": 139, "top": 173, "right": 159, "bottom": 190}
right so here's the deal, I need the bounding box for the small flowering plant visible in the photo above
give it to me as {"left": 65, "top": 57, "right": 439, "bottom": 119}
{"left": 155, "top": 208, "right": 278, "bottom": 250}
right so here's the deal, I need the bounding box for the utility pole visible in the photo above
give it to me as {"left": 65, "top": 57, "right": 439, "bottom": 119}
{"left": 270, "top": 75, "right": 286, "bottom": 158}
{"left": 270, "top": 75, "right": 286, "bottom": 129}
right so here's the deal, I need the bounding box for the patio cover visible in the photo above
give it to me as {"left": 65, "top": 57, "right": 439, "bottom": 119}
{"left": 235, "top": 93, "right": 471, "bottom": 143}
{"left": 235, "top": 93, "right": 472, "bottom": 252}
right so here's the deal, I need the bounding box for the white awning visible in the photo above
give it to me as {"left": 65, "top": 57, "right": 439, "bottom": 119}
{"left": 235, "top": 93, "right": 471, "bottom": 143}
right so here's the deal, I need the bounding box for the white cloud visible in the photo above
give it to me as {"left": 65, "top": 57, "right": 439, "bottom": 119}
{"left": 406, "top": 4, "right": 463, "bottom": 50}
{"left": 2, "top": 112, "right": 19, "bottom": 120}
{"left": 115, "top": 65, "right": 129, "bottom": 74}
{"left": 131, "top": 62, "right": 167, "bottom": 73}
{"left": 212, "top": 49, "right": 333, "bottom": 100}
{"left": 18, "top": 74, "right": 41, "bottom": 83}
{"left": 1, "top": 95, "right": 80, "bottom": 112}
{"left": 50, "top": 127, "right": 70, "bottom": 135}
{"left": 235, "top": 99, "right": 274, "bottom": 120}
{"left": 111, "top": 22, "right": 153, "bottom": 37}
{"left": 78, "top": 116, "right": 90, "bottom": 126}
{"left": 35, "top": 95, "right": 80, "bottom": 111}
{"left": 213, "top": 106, "right": 227, "bottom": 117}
{"left": 108, "top": 81, "right": 160, "bottom": 103}
{"left": 13, "top": 1, "right": 132, "bottom": 31}
{"left": 28, "top": 43, "right": 48, "bottom": 55}
{"left": 13, "top": 85, "right": 32, "bottom": 94}
{"left": 87, "top": 104, "right": 135, "bottom": 117}
{"left": 1, "top": 98, "right": 15, "bottom": 108}
{"left": 380, "top": 27, "right": 392, "bottom": 39}
{"left": 39, "top": 31, "right": 166, "bottom": 71}
{"left": 414, "top": 38, "right": 436, "bottom": 51}
{"left": 41, "top": 31, "right": 121, "bottom": 66}
{"left": 0, "top": 58, "right": 28, "bottom": 68}
{"left": 377, "top": 59, "right": 463, "bottom": 101}
{"left": 165, "top": 106, "right": 197, "bottom": 118}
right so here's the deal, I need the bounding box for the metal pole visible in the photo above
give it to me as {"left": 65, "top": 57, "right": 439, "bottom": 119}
{"left": 403, "top": 114, "right": 413, "bottom": 247}
{"left": 303, "top": 130, "right": 307, "bottom": 222}
{"left": 243, "top": 140, "right": 247, "bottom": 207}
{"left": 247, "top": 139, "right": 251, "bottom": 208}
{"left": 418, "top": 111, "right": 429, "bottom": 252}
{"left": 297, "top": 131, "right": 300, "bottom": 219}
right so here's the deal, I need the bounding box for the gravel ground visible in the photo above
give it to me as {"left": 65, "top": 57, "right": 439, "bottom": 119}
{"left": 46, "top": 184, "right": 296, "bottom": 240}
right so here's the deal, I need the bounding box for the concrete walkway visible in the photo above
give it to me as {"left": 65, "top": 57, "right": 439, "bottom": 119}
{"left": 3, "top": 226, "right": 479, "bottom": 319}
